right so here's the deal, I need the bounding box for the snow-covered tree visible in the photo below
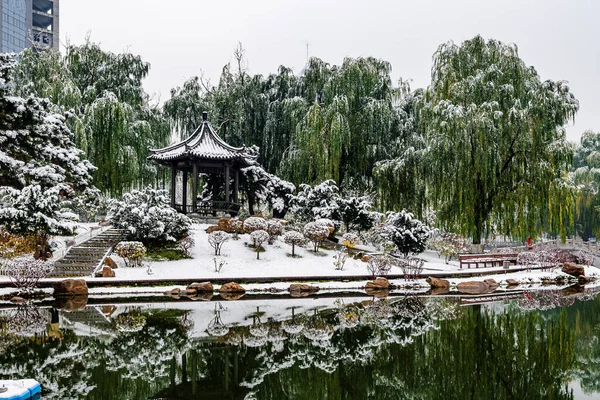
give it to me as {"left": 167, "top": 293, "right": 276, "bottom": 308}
{"left": 244, "top": 217, "right": 268, "bottom": 233}
{"left": 250, "top": 230, "right": 269, "bottom": 259}
{"left": 107, "top": 187, "right": 191, "bottom": 246}
{"left": 266, "top": 220, "right": 284, "bottom": 244}
{"left": 572, "top": 130, "right": 600, "bottom": 240}
{"left": 338, "top": 195, "right": 380, "bottom": 232}
{"left": 241, "top": 165, "right": 295, "bottom": 218}
{"left": 341, "top": 233, "right": 360, "bottom": 250}
{"left": 0, "top": 54, "right": 97, "bottom": 237}
{"left": 376, "top": 211, "right": 431, "bottom": 257}
{"left": 7, "top": 256, "right": 54, "bottom": 294}
{"left": 283, "top": 231, "right": 306, "bottom": 256}
{"left": 303, "top": 221, "right": 330, "bottom": 253}
{"left": 208, "top": 231, "right": 230, "bottom": 256}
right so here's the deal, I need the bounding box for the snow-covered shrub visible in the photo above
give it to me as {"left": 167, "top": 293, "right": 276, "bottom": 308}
{"left": 341, "top": 233, "right": 360, "bottom": 250}
{"left": 250, "top": 230, "right": 269, "bottom": 259}
{"left": 266, "top": 220, "right": 284, "bottom": 244}
{"left": 177, "top": 235, "right": 195, "bottom": 258}
{"left": 366, "top": 255, "right": 393, "bottom": 278}
{"left": 316, "top": 218, "right": 335, "bottom": 234}
{"left": 428, "top": 231, "right": 466, "bottom": 263}
{"left": 230, "top": 217, "right": 243, "bottom": 240}
{"left": 107, "top": 187, "right": 191, "bottom": 246}
{"left": 114, "top": 241, "right": 146, "bottom": 267}
{"left": 376, "top": 210, "right": 432, "bottom": 257}
{"left": 244, "top": 217, "right": 268, "bottom": 233}
{"left": 283, "top": 231, "right": 306, "bottom": 256}
{"left": 291, "top": 180, "right": 342, "bottom": 224}
{"left": 115, "top": 312, "right": 147, "bottom": 333}
{"left": 338, "top": 195, "right": 380, "bottom": 232}
{"left": 208, "top": 231, "right": 230, "bottom": 256}
{"left": 303, "top": 222, "right": 330, "bottom": 253}
{"left": 7, "top": 256, "right": 54, "bottom": 294}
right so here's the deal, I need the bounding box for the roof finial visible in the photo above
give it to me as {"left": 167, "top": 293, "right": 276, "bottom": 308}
{"left": 202, "top": 111, "right": 208, "bottom": 121}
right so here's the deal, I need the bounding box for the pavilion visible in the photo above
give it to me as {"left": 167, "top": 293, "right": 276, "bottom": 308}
{"left": 147, "top": 112, "right": 257, "bottom": 216}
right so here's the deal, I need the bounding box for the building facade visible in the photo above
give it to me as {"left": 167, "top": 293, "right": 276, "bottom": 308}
{"left": 0, "top": 0, "right": 59, "bottom": 53}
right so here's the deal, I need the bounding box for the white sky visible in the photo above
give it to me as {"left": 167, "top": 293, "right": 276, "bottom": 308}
{"left": 59, "top": 0, "right": 599, "bottom": 142}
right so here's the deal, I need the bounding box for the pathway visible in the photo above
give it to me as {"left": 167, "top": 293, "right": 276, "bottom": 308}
{"left": 49, "top": 228, "right": 127, "bottom": 278}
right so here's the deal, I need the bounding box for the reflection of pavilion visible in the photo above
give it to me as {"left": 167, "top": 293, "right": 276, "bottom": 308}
{"left": 148, "top": 112, "right": 257, "bottom": 216}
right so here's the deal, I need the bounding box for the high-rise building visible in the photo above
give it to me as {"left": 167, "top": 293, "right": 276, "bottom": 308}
{"left": 0, "top": 0, "right": 59, "bottom": 53}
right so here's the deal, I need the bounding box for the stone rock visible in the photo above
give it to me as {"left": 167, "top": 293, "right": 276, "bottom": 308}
{"left": 192, "top": 292, "right": 214, "bottom": 301}
{"left": 365, "top": 288, "right": 390, "bottom": 298}
{"left": 205, "top": 226, "right": 223, "bottom": 234}
{"left": 562, "top": 262, "right": 585, "bottom": 277}
{"left": 483, "top": 279, "right": 499, "bottom": 288}
{"left": 290, "top": 291, "right": 310, "bottom": 298}
{"left": 365, "top": 277, "right": 389, "bottom": 290}
{"left": 562, "top": 284, "right": 584, "bottom": 296}
{"left": 289, "top": 284, "right": 319, "bottom": 293}
{"left": 53, "top": 279, "right": 88, "bottom": 296}
{"left": 361, "top": 255, "right": 371, "bottom": 263}
{"left": 505, "top": 279, "right": 519, "bottom": 286}
{"left": 219, "top": 282, "right": 246, "bottom": 293}
{"left": 218, "top": 218, "right": 233, "bottom": 233}
{"left": 101, "top": 305, "right": 116, "bottom": 316}
{"left": 578, "top": 275, "right": 594, "bottom": 284}
{"left": 220, "top": 291, "right": 245, "bottom": 301}
{"left": 456, "top": 281, "right": 493, "bottom": 295}
{"left": 184, "top": 288, "right": 197, "bottom": 295}
{"left": 104, "top": 257, "right": 118, "bottom": 269}
{"left": 55, "top": 295, "right": 88, "bottom": 311}
{"left": 428, "top": 287, "right": 450, "bottom": 296}
{"left": 187, "top": 282, "right": 214, "bottom": 293}
{"left": 10, "top": 296, "right": 26, "bottom": 304}
{"left": 426, "top": 277, "right": 450, "bottom": 288}
{"left": 101, "top": 266, "right": 115, "bottom": 278}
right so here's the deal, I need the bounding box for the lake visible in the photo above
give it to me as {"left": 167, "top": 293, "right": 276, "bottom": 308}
{"left": 1, "top": 286, "right": 599, "bottom": 399}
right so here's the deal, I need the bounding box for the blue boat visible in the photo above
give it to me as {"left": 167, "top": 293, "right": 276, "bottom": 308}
{"left": 0, "top": 380, "right": 41, "bottom": 400}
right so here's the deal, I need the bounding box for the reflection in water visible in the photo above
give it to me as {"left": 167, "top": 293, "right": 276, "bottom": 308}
{"left": 0, "top": 288, "right": 599, "bottom": 399}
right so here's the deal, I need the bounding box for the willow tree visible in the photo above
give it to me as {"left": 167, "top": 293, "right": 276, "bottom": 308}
{"left": 420, "top": 35, "right": 579, "bottom": 244}
{"left": 572, "top": 130, "right": 600, "bottom": 240}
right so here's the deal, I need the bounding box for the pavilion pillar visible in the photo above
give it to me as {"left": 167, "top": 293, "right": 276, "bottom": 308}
{"left": 192, "top": 163, "right": 198, "bottom": 213}
{"left": 182, "top": 171, "right": 188, "bottom": 214}
{"left": 224, "top": 164, "right": 230, "bottom": 204}
{"left": 170, "top": 165, "right": 177, "bottom": 209}
{"left": 233, "top": 169, "right": 239, "bottom": 204}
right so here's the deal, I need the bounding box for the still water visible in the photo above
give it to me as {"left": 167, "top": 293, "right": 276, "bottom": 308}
{"left": 1, "top": 287, "right": 599, "bottom": 400}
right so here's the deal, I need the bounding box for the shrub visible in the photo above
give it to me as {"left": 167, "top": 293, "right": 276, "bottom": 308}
{"left": 208, "top": 231, "right": 230, "bottom": 256}
{"left": 177, "top": 235, "right": 195, "bottom": 258}
{"left": 115, "top": 241, "right": 146, "bottom": 267}
{"left": 108, "top": 187, "right": 191, "bottom": 246}
{"left": 291, "top": 180, "right": 341, "bottom": 223}
{"left": 333, "top": 249, "right": 348, "bottom": 270}
{"left": 250, "top": 230, "right": 269, "bottom": 259}
{"left": 7, "top": 256, "right": 54, "bottom": 294}
{"left": 244, "top": 217, "right": 268, "bottom": 233}
{"left": 428, "top": 232, "right": 466, "bottom": 263}
{"left": 366, "top": 255, "right": 393, "bottom": 278}
{"left": 266, "top": 220, "right": 284, "bottom": 244}
{"left": 283, "top": 231, "right": 306, "bottom": 256}
{"left": 341, "top": 233, "right": 360, "bottom": 250}
{"left": 376, "top": 210, "right": 432, "bottom": 257}
{"left": 0, "top": 230, "right": 37, "bottom": 259}
{"left": 230, "top": 217, "right": 243, "bottom": 240}
{"left": 316, "top": 218, "right": 335, "bottom": 234}
{"left": 303, "top": 222, "right": 330, "bottom": 253}
{"left": 397, "top": 257, "right": 425, "bottom": 280}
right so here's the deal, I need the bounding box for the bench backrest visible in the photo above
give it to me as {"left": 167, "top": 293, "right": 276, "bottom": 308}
{"left": 459, "top": 253, "right": 519, "bottom": 261}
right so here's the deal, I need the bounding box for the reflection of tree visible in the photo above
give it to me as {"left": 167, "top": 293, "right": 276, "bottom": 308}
{"left": 3, "top": 303, "right": 48, "bottom": 337}
{"left": 206, "top": 302, "right": 229, "bottom": 337}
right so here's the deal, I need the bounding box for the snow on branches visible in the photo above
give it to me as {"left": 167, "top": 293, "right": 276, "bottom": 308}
{"left": 250, "top": 230, "right": 269, "bottom": 259}
{"left": 114, "top": 241, "right": 146, "bottom": 267}
{"left": 244, "top": 217, "right": 268, "bottom": 233}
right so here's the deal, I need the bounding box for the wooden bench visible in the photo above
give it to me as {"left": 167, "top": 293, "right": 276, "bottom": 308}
{"left": 459, "top": 253, "right": 519, "bottom": 269}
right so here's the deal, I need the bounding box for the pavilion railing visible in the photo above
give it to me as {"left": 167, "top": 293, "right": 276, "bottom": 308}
{"left": 174, "top": 201, "right": 241, "bottom": 216}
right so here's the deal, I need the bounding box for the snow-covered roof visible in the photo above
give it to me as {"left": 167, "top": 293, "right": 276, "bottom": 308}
{"left": 148, "top": 113, "right": 257, "bottom": 166}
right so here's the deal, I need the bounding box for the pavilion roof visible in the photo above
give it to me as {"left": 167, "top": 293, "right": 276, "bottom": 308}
{"left": 147, "top": 113, "right": 257, "bottom": 166}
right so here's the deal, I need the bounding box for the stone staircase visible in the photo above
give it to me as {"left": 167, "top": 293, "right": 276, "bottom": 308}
{"left": 50, "top": 228, "right": 127, "bottom": 277}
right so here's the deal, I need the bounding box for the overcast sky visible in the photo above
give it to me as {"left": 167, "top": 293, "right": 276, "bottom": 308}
{"left": 59, "top": 0, "right": 599, "bottom": 142}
